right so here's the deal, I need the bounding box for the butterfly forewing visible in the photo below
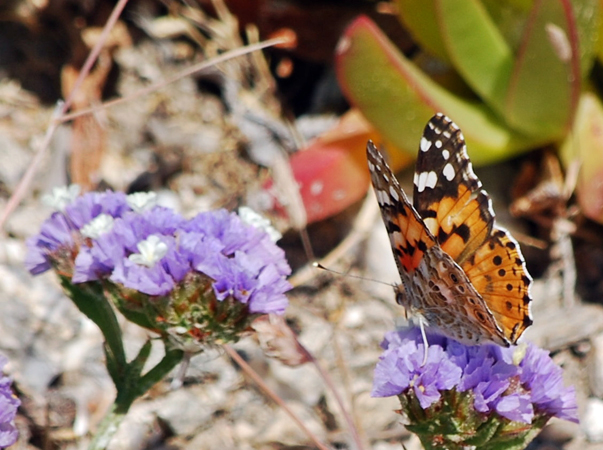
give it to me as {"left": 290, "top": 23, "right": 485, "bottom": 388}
{"left": 413, "top": 114, "right": 493, "bottom": 265}
{"left": 366, "top": 141, "right": 436, "bottom": 275}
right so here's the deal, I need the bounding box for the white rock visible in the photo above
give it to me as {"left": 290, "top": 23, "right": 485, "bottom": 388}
{"left": 590, "top": 332, "right": 603, "bottom": 397}
{"left": 583, "top": 397, "right": 603, "bottom": 442}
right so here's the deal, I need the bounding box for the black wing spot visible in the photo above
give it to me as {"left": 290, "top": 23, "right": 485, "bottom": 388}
{"left": 387, "top": 222, "right": 402, "bottom": 233}
{"left": 454, "top": 223, "right": 471, "bottom": 244}
{"left": 506, "top": 283, "right": 513, "bottom": 291}
{"left": 505, "top": 301, "right": 513, "bottom": 310}
{"left": 437, "top": 228, "right": 449, "bottom": 243}
{"left": 423, "top": 209, "right": 437, "bottom": 218}
{"left": 498, "top": 269, "right": 506, "bottom": 277}
{"left": 417, "top": 240, "right": 428, "bottom": 252}
{"left": 493, "top": 255, "right": 503, "bottom": 266}
{"left": 475, "top": 310, "right": 487, "bottom": 323}
{"left": 450, "top": 273, "right": 459, "bottom": 283}
{"left": 506, "top": 241, "right": 516, "bottom": 250}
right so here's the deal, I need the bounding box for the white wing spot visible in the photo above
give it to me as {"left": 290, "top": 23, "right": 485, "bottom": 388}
{"left": 417, "top": 171, "right": 438, "bottom": 192}
{"left": 426, "top": 171, "right": 438, "bottom": 189}
{"left": 442, "top": 149, "right": 450, "bottom": 160}
{"left": 389, "top": 185, "right": 399, "bottom": 201}
{"left": 420, "top": 137, "right": 431, "bottom": 152}
{"left": 443, "top": 163, "right": 455, "bottom": 181}
{"left": 435, "top": 140, "right": 442, "bottom": 149}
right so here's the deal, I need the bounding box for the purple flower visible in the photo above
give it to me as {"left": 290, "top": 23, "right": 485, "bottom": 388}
{"left": 372, "top": 327, "right": 578, "bottom": 424}
{"left": 372, "top": 328, "right": 461, "bottom": 408}
{"left": 74, "top": 207, "right": 188, "bottom": 295}
{"left": 0, "top": 355, "right": 20, "bottom": 447}
{"left": 25, "top": 190, "right": 131, "bottom": 275}
{"left": 181, "top": 209, "right": 291, "bottom": 314}
{"left": 28, "top": 189, "right": 292, "bottom": 321}
{"left": 519, "top": 344, "right": 579, "bottom": 422}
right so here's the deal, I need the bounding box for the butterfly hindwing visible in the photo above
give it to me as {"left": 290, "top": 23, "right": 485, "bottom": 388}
{"left": 461, "top": 229, "right": 533, "bottom": 343}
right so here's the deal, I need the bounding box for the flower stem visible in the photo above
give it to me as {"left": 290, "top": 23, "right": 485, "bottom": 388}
{"left": 87, "top": 402, "right": 129, "bottom": 450}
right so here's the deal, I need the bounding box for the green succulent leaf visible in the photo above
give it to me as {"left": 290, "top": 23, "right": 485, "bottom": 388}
{"left": 504, "top": 0, "right": 581, "bottom": 138}
{"left": 396, "top": 0, "right": 450, "bottom": 61}
{"left": 436, "top": 0, "right": 514, "bottom": 114}
{"left": 573, "top": 0, "right": 601, "bottom": 78}
{"left": 335, "top": 16, "right": 542, "bottom": 165}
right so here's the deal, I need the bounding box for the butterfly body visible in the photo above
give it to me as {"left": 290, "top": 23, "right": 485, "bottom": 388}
{"left": 367, "top": 113, "right": 533, "bottom": 346}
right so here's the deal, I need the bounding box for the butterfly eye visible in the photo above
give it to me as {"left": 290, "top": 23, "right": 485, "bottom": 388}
{"left": 395, "top": 292, "right": 405, "bottom": 305}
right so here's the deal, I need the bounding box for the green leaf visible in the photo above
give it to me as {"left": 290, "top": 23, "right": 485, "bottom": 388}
{"left": 573, "top": 0, "right": 601, "bottom": 78}
{"left": 504, "top": 0, "right": 581, "bottom": 138}
{"left": 60, "top": 279, "right": 127, "bottom": 369}
{"left": 396, "top": 0, "right": 450, "bottom": 61}
{"left": 437, "top": 0, "right": 514, "bottom": 114}
{"left": 335, "top": 16, "right": 543, "bottom": 165}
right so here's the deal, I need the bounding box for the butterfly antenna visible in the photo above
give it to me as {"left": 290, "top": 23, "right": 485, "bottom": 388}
{"left": 313, "top": 262, "right": 396, "bottom": 288}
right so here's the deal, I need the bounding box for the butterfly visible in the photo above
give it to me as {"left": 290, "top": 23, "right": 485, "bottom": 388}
{"left": 367, "top": 113, "right": 533, "bottom": 348}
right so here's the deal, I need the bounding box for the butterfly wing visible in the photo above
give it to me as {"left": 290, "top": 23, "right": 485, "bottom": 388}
{"left": 413, "top": 113, "right": 533, "bottom": 343}
{"left": 366, "top": 141, "right": 436, "bottom": 277}
{"left": 367, "top": 140, "right": 509, "bottom": 346}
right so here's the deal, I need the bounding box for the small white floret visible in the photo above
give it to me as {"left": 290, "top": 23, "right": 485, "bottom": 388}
{"left": 42, "top": 184, "right": 81, "bottom": 212}
{"left": 81, "top": 214, "right": 114, "bottom": 239}
{"left": 127, "top": 192, "right": 158, "bottom": 213}
{"left": 129, "top": 235, "right": 168, "bottom": 267}
{"left": 238, "top": 206, "right": 282, "bottom": 242}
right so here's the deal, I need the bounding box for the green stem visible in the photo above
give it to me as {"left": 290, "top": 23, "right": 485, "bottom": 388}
{"left": 87, "top": 402, "right": 129, "bottom": 450}
{"left": 86, "top": 345, "right": 184, "bottom": 450}
{"left": 60, "top": 278, "right": 127, "bottom": 369}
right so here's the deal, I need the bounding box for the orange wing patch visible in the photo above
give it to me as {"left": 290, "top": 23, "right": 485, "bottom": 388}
{"left": 426, "top": 184, "right": 492, "bottom": 265}
{"left": 462, "top": 228, "right": 533, "bottom": 343}
{"left": 367, "top": 141, "right": 436, "bottom": 273}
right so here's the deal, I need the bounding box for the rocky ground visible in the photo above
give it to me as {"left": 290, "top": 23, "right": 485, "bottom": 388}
{"left": 1, "top": 1, "right": 603, "bottom": 449}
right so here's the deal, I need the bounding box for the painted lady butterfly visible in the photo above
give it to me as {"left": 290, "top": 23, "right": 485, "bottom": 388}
{"left": 367, "top": 113, "right": 533, "bottom": 347}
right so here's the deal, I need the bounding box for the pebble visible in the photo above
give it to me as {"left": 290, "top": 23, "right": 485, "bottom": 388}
{"left": 583, "top": 397, "right": 603, "bottom": 442}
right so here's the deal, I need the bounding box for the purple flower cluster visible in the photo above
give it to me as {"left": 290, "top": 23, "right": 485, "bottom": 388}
{"left": 26, "top": 190, "right": 291, "bottom": 314}
{"left": 0, "top": 355, "right": 20, "bottom": 447}
{"left": 372, "top": 327, "right": 578, "bottom": 424}
{"left": 25, "top": 191, "right": 131, "bottom": 275}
